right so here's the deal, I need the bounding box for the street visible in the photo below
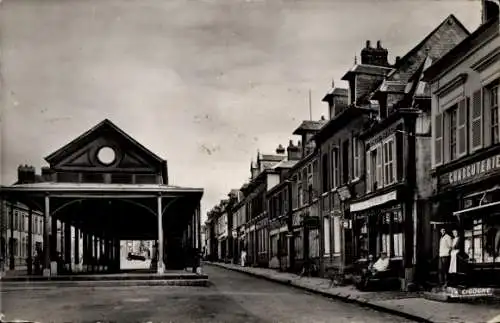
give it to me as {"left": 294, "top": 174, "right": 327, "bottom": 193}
{"left": 0, "top": 265, "right": 413, "bottom": 323}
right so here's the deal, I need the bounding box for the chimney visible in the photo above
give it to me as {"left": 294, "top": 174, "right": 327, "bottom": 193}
{"left": 287, "top": 140, "right": 302, "bottom": 161}
{"left": 250, "top": 161, "right": 259, "bottom": 180}
{"left": 395, "top": 56, "right": 401, "bottom": 65}
{"left": 276, "top": 144, "right": 285, "bottom": 155}
{"left": 17, "top": 165, "right": 36, "bottom": 184}
{"left": 41, "top": 166, "right": 54, "bottom": 182}
{"left": 361, "top": 40, "right": 389, "bottom": 67}
{"left": 483, "top": 0, "right": 499, "bottom": 24}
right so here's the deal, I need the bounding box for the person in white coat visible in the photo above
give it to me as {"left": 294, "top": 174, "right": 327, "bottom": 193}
{"left": 241, "top": 249, "right": 247, "bottom": 267}
{"left": 439, "top": 228, "right": 452, "bottom": 286}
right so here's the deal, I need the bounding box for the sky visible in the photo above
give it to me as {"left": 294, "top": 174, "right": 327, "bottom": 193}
{"left": 0, "top": 0, "right": 482, "bottom": 222}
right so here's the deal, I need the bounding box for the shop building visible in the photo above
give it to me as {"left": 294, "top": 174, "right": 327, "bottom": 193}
{"left": 313, "top": 40, "right": 394, "bottom": 276}
{"left": 242, "top": 151, "right": 286, "bottom": 267}
{"left": 266, "top": 151, "right": 298, "bottom": 271}
{"left": 424, "top": 1, "right": 499, "bottom": 286}
{"left": 349, "top": 14, "right": 470, "bottom": 288}
{"left": 287, "top": 119, "right": 326, "bottom": 273}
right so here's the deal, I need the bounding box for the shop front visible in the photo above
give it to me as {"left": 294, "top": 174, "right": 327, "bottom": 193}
{"left": 433, "top": 151, "right": 500, "bottom": 288}
{"left": 269, "top": 218, "right": 288, "bottom": 271}
{"left": 350, "top": 189, "right": 406, "bottom": 280}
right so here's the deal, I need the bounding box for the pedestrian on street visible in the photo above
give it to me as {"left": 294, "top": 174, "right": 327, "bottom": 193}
{"left": 240, "top": 249, "right": 247, "bottom": 267}
{"left": 438, "top": 228, "right": 452, "bottom": 286}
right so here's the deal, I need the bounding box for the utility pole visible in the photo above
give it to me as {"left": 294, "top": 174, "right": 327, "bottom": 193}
{"left": 308, "top": 89, "right": 312, "bottom": 121}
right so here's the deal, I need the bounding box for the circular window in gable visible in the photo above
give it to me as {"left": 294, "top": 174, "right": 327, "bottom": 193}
{"left": 97, "top": 146, "right": 116, "bottom": 165}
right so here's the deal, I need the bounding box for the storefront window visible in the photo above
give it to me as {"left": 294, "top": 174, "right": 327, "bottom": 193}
{"left": 379, "top": 210, "right": 403, "bottom": 258}
{"left": 464, "top": 213, "right": 500, "bottom": 264}
{"left": 294, "top": 230, "right": 303, "bottom": 259}
{"left": 271, "top": 235, "right": 278, "bottom": 257}
{"left": 333, "top": 216, "right": 341, "bottom": 253}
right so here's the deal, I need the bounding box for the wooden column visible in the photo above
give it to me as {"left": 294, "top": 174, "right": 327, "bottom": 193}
{"left": 9, "top": 202, "right": 14, "bottom": 270}
{"left": 27, "top": 208, "right": 33, "bottom": 275}
{"left": 74, "top": 227, "right": 79, "bottom": 266}
{"left": 157, "top": 194, "right": 164, "bottom": 274}
{"left": 93, "top": 235, "right": 97, "bottom": 271}
{"left": 196, "top": 204, "right": 201, "bottom": 251}
{"left": 64, "top": 222, "right": 71, "bottom": 271}
{"left": 50, "top": 214, "right": 57, "bottom": 262}
{"left": 43, "top": 195, "right": 50, "bottom": 271}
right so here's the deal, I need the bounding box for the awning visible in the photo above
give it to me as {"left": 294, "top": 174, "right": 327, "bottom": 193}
{"left": 453, "top": 201, "right": 500, "bottom": 217}
{"left": 350, "top": 190, "right": 397, "bottom": 212}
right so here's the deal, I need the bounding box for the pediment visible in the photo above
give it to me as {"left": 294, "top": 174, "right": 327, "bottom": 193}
{"left": 45, "top": 119, "right": 164, "bottom": 173}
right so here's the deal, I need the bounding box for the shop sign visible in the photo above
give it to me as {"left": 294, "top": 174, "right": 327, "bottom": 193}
{"left": 442, "top": 154, "right": 500, "bottom": 187}
{"left": 446, "top": 287, "right": 494, "bottom": 298}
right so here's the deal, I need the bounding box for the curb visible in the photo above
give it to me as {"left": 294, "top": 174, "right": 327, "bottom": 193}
{"left": 0, "top": 278, "right": 209, "bottom": 288}
{"left": 207, "top": 262, "right": 432, "bottom": 323}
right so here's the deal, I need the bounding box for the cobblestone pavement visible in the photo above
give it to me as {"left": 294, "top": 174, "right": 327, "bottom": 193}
{"left": 0, "top": 265, "right": 412, "bottom": 323}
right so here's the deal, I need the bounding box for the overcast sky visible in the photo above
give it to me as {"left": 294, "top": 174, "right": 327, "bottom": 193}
{"left": 0, "top": 0, "right": 481, "bottom": 221}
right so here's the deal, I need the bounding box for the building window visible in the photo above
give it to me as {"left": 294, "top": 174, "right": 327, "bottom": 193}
{"left": 333, "top": 216, "right": 341, "bottom": 254}
{"left": 322, "top": 153, "right": 329, "bottom": 192}
{"left": 383, "top": 137, "right": 396, "bottom": 186}
{"left": 366, "top": 150, "right": 372, "bottom": 193}
{"left": 342, "top": 140, "right": 349, "bottom": 184}
{"left": 368, "top": 145, "right": 382, "bottom": 191}
{"left": 379, "top": 210, "right": 403, "bottom": 258}
{"left": 434, "top": 113, "right": 443, "bottom": 165}
{"left": 490, "top": 85, "right": 499, "bottom": 145}
{"left": 464, "top": 211, "right": 500, "bottom": 264}
{"left": 353, "top": 136, "right": 360, "bottom": 179}
{"left": 324, "top": 217, "right": 331, "bottom": 255}
{"left": 449, "top": 107, "right": 458, "bottom": 160}
{"left": 471, "top": 89, "right": 483, "bottom": 151}
{"left": 283, "top": 188, "right": 289, "bottom": 214}
{"left": 331, "top": 148, "right": 339, "bottom": 189}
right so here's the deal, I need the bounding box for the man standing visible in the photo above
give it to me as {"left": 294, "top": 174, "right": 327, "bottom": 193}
{"left": 438, "top": 228, "right": 452, "bottom": 286}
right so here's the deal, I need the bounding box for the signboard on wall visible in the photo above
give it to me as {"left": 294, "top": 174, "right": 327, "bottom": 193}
{"left": 440, "top": 154, "right": 500, "bottom": 188}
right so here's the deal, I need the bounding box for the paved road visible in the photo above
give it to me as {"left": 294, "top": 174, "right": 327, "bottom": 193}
{"left": 1, "top": 265, "right": 412, "bottom": 323}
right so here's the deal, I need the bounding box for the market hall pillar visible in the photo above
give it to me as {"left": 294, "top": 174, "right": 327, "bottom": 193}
{"left": 74, "top": 226, "right": 79, "bottom": 270}
{"left": 27, "top": 207, "right": 33, "bottom": 275}
{"left": 9, "top": 202, "right": 14, "bottom": 270}
{"left": 64, "top": 221, "right": 71, "bottom": 272}
{"left": 157, "top": 194, "right": 164, "bottom": 274}
{"left": 43, "top": 194, "right": 50, "bottom": 275}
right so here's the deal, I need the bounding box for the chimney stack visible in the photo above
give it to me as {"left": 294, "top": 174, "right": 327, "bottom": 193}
{"left": 361, "top": 40, "right": 389, "bottom": 67}
{"left": 41, "top": 166, "right": 54, "bottom": 182}
{"left": 287, "top": 140, "right": 302, "bottom": 161}
{"left": 17, "top": 164, "right": 36, "bottom": 184}
{"left": 276, "top": 144, "right": 285, "bottom": 155}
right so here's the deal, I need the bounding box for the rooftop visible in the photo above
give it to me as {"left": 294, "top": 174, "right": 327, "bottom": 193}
{"left": 292, "top": 120, "right": 328, "bottom": 135}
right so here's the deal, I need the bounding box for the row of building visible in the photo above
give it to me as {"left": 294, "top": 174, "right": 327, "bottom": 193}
{"left": 204, "top": 1, "right": 500, "bottom": 289}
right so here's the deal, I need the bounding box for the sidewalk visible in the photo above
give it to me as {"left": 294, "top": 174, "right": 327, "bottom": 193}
{"left": 207, "top": 261, "right": 500, "bottom": 323}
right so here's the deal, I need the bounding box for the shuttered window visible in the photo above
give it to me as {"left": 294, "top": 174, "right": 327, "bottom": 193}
{"left": 375, "top": 146, "right": 383, "bottom": 190}
{"left": 490, "top": 85, "right": 499, "bottom": 145}
{"left": 434, "top": 113, "right": 443, "bottom": 165}
{"left": 457, "top": 99, "right": 468, "bottom": 157}
{"left": 449, "top": 108, "right": 457, "bottom": 161}
{"left": 365, "top": 150, "right": 372, "bottom": 193}
{"left": 353, "top": 136, "right": 360, "bottom": 179}
{"left": 471, "top": 90, "right": 483, "bottom": 151}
